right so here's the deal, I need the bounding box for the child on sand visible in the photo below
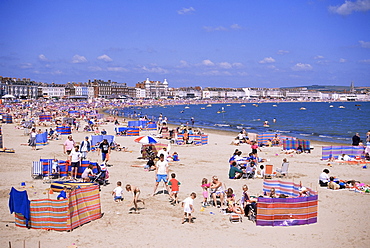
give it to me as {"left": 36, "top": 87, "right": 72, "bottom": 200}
{"left": 201, "top": 178, "right": 210, "bottom": 207}
{"left": 125, "top": 184, "right": 144, "bottom": 213}
{"left": 168, "top": 173, "right": 181, "bottom": 204}
{"left": 57, "top": 186, "right": 68, "bottom": 200}
{"left": 112, "top": 181, "right": 124, "bottom": 202}
{"left": 182, "top": 192, "right": 196, "bottom": 224}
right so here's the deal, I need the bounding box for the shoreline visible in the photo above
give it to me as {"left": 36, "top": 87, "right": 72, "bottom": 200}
{"left": 100, "top": 107, "right": 351, "bottom": 147}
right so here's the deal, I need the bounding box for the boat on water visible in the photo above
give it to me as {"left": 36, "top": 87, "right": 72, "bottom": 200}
{"left": 206, "top": 104, "right": 212, "bottom": 107}
{"left": 263, "top": 124, "right": 270, "bottom": 128}
{"left": 241, "top": 105, "right": 246, "bottom": 107}
{"left": 300, "top": 107, "right": 306, "bottom": 110}
{"left": 329, "top": 105, "right": 334, "bottom": 108}
{"left": 273, "top": 105, "right": 277, "bottom": 107}
{"left": 200, "top": 107, "right": 205, "bottom": 110}
{"left": 253, "top": 104, "right": 258, "bottom": 107}
{"left": 339, "top": 106, "right": 345, "bottom": 109}
{"left": 184, "top": 106, "right": 190, "bottom": 109}
{"left": 226, "top": 104, "right": 231, "bottom": 107}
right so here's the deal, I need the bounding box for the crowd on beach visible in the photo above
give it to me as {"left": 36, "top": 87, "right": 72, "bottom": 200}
{"left": 2, "top": 98, "right": 370, "bottom": 226}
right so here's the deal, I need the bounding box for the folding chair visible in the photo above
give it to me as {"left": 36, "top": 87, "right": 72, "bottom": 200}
{"left": 32, "top": 161, "right": 43, "bottom": 179}
{"left": 277, "top": 162, "right": 289, "bottom": 177}
{"left": 264, "top": 164, "right": 275, "bottom": 179}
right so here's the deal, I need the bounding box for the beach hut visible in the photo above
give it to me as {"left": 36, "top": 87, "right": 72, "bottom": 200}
{"left": 11, "top": 185, "right": 102, "bottom": 231}
{"left": 256, "top": 180, "right": 318, "bottom": 226}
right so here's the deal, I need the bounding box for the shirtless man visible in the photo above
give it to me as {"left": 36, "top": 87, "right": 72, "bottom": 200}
{"left": 210, "top": 176, "right": 225, "bottom": 207}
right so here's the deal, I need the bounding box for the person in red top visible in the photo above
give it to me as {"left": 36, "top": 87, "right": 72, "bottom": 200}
{"left": 168, "top": 173, "right": 181, "bottom": 204}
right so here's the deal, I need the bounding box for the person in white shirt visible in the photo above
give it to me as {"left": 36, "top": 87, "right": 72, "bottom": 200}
{"left": 182, "top": 192, "right": 196, "bottom": 224}
{"left": 157, "top": 147, "right": 169, "bottom": 161}
{"left": 153, "top": 154, "right": 170, "bottom": 196}
{"left": 69, "top": 146, "right": 81, "bottom": 179}
{"left": 112, "top": 181, "right": 124, "bottom": 202}
{"left": 319, "top": 169, "right": 330, "bottom": 187}
{"left": 81, "top": 164, "right": 95, "bottom": 182}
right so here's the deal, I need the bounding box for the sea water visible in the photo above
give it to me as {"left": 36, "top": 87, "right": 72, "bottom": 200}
{"left": 116, "top": 101, "right": 369, "bottom": 144}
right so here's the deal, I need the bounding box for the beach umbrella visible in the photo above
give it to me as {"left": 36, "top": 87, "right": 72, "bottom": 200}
{"left": 134, "top": 135, "right": 158, "bottom": 144}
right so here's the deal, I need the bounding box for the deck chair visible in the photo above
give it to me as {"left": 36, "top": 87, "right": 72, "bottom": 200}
{"left": 276, "top": 162, "right": 289, "bottom": 177}
{"left": 32, "top": 161, "right": 43, "bottom": 179}
{"left": 264, "top": 164, "right": 275, "bottom": 179}
{"left": 229, "top": 214, "right": 243, "bottom": 223}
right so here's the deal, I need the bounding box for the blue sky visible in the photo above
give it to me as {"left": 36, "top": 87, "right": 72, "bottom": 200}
{"left": 0, "top": 0, "right": 369, "bottom": 88}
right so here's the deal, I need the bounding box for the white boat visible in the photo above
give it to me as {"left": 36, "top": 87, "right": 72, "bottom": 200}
{"left": 300, "top": 107, "right": 306, "bottom": 110}
{"left": 273, "top": 105, "right": 277, "bottom": 107}
{"left": 329, "top": 105, "right": 334, "bottom": 108}
{"left": 184, "top": 106, "right": 190, "bottom": 109}
{"left": 206, "top": 104, "right": 212, "bottom": 107}
{"left": 241, "top": 105, "right": 246, "bottom": 107}
{"left": 339, "top": 106, "right": 345, "bottom": 109}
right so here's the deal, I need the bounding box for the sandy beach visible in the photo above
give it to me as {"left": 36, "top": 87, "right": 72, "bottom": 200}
{"left": 1, "top": 116, "right": 369, "bottom": 248}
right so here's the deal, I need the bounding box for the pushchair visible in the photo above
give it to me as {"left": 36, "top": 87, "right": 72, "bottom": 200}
{"left": 245, "top": 203, "right": 257, "bottom": 223}
{"left": 92, "top": 162, "right": 109, "bottom": 186}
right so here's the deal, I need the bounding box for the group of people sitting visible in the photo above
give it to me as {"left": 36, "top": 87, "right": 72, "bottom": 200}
{"left": 228, "top": 149, "right": 268, "bottom": 179}
{"left": 319, "top": 168, "right": 363, "bottom": 190}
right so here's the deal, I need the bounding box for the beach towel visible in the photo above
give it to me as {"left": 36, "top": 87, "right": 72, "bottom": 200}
{"left": 9, "top": 187, "right": 31, "bottom": 226}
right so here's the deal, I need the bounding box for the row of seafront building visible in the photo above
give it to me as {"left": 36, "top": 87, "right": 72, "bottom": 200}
{"left": 0, "top": 77, "right": 369, "bottom": 101}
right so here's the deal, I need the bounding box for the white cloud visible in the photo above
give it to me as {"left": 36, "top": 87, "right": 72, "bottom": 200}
{"left": 203, "top": 26, "right": 228, "bottom": 32}
{"left": 329, "top": 0, "right": 370, "bottom": 15}
{"left": 52, "top": 70, "right": 63, "bottom": 75}
{"left": 141, "top": 66, "right": 168, "bottom": 74}
{"left": 203, "top": 70, "right": 232, "bottom": 76}
{"left": 178, "top": 60, "right": 189, "bottom": 68}
{"left": 107, "top": 67, "right": 128, "bottom": 72}
{"left": 219, "top": 62, "right": 232, "bottom": 69}
{"left": 359, "top": 59, "right": 370, "bottom": 63}
{"left": 202, "top": 59, "right": 215, "bottom": 66}
{"left": 259, "top": 57, "right": 276, "bottom": 64}
{"left": 232, "top": 62, "right": 243, "bottom": 68}
{"left": 277, "top": 50, "right": 289, "bottom": 55}
{"left": 19, "top": 63, "right": 33, "bottom": 69}
{"left": 38, "top": 54, "right": 48, "bottom": 61}
{"left": 292, "top": 63, "right": 313, "bottom": 71}
{"left": 203, "top": 24, "right": 243, "bottom": 32}
{"left": 359, "top": 40, "right": 370, "bottom": 48}
{"left": 89, "top": 66, "right": 103, "bottom": 71}
{"left": 230, "top": 24, "right": 242, "bottom": 30}
{"left": 238, "top": 72, "right": 248, "bottom": 76}
{"left": 97, "top": 54, "right": 113, "bottom": 62}
{"left": 72, "top": 54, "right": 87, "bottom": 63}
{"left": 314, "top": 55, "right": 324, "bottom": 59}
{"left": 339, "top": 58, "right": 347, "bottom": 63}
{"left": 178, "top": 7, "right": 195, "bottom": 15}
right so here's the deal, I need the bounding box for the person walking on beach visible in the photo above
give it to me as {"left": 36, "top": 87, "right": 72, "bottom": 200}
{"left": 352, "top": 133, "right": 361, "bottom": 146}
{"left": 153, "top": 154, "right": 170, "bottom": 196}
{"left": 79, "top": 136, "right": 91, "bottom": 159}
{"left": 98, "top": 139, "right": 111, "bottom": 163}
{"left": 29, "top": 128, "right": 37, "bottom": 150}
{"left": 182, "top": 192, "right": 196, "bottom": 224}
{"left": 63, "top": 135, "right": 75, "bottom": 155}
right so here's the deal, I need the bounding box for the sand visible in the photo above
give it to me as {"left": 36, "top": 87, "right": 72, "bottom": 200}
{"left": 0, "top": 118, "right": 369, "bottom": 248}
